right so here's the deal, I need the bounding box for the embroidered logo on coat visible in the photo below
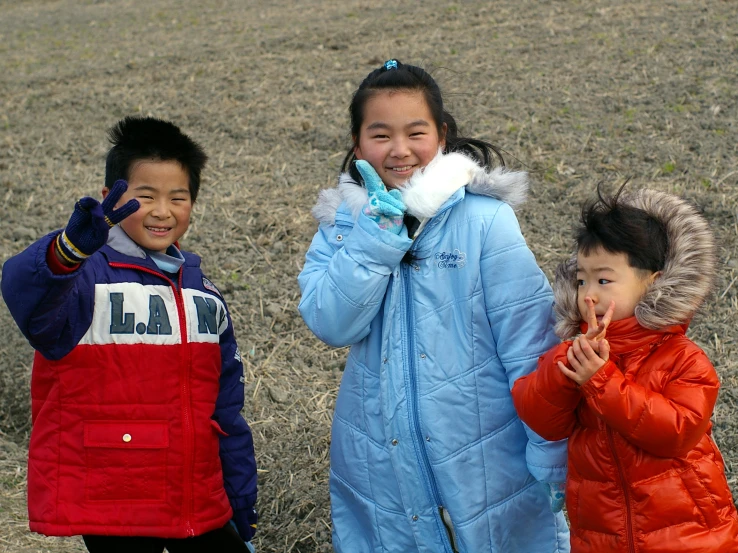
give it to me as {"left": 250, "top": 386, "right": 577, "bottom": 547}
{"left": 435, "top": 249, "right": 467, "bottom": 269}
{"left": 202, "top": 277, "right": 222, "bottom": 297}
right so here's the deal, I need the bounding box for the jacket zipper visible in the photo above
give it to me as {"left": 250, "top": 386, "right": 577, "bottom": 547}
{"left": 607, "top": 428, "right": 635, "bottom": 553}
{"left": 401, "top": 263, "right": 451, "bottom": 552}
{"left": 109, "top": 262, "right": 195, "bottom": 536}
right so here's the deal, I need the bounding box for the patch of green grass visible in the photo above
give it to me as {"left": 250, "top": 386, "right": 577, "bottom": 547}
{"left": 661, "top": 162, "right": 676, "bottom": 174}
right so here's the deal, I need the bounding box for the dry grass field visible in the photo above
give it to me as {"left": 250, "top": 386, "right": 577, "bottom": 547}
{"left": 0, "top": 0, "right": 736, "bottom": 551}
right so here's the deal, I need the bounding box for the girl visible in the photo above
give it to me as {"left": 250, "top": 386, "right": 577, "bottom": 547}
{"left": 298, "top": 60, "right": 569, "bottom": 553}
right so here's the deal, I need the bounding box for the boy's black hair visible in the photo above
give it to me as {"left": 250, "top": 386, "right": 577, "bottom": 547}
{"left": 340, "top": 59, "right": 505, "bottom": 183}
{"left": 105, "top": 116, "right": 208, "bottom": 202}
{"left": 577, "top": 182, "right": 668, "bottom": 273}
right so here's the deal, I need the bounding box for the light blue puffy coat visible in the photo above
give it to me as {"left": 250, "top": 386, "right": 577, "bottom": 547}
{"left": 298, "top": 153, "right": 570, "bottom": 553}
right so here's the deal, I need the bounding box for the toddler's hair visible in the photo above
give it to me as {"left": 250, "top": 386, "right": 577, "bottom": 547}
{"left": 577, "top": 183, "right": 668, "bottom": 273}
{"left": 105, "top": 116, "right": 208, "bottom": 201}
{"left": 341, "top": 59, "right": 504, "bottom": 183}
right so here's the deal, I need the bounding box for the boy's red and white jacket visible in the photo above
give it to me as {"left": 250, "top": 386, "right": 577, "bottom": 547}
{"left": 1, "top": 227, "right": 257, "bottom": 539}
{"left": 512, "top": 189, "right": 738, "bottom": 552}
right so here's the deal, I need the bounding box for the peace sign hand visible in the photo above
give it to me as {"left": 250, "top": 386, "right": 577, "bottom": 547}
{"left": 557, "top": 298, "right": 615, "bottom": 385}
{"left": 355, "top": 160, "right": 406, "bottom": 234}
{"left": 56, "top": 180, "right": 140, "bottom": 265}
{"left": 583, "top": 298, "right": 615, "bottom": 341}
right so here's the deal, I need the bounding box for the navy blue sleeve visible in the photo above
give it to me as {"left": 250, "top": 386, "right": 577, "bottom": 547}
{"left": 1, "top": 231, "right": 95, "bottom": 359}
{"left": 213, "top": 302, "right": 258, "bottom": 541}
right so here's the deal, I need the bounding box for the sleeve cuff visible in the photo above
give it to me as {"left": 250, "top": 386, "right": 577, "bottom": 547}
{"left": 46, "top": 240, "right": 81, "bottom": 274}
{"left": 581, "top": 360, "right": 618, "bottom": 399}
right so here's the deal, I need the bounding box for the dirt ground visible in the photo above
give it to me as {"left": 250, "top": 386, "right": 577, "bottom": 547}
{"left": 0, "top": 0, "right": 736, "bottom": 551}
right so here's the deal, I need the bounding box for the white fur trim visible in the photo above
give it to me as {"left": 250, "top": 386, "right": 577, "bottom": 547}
{"left": 399, "top": 152, "right": 482, "bottom": 218}
{"left": 310, "top": 151, "right": 529, "bottom": 225}
{"left": 311, "top": 188, "right": 344, "bottom": 225}
{"left": 338, "top": 174, "right": 369, "bottom": 219}
{"left": 467, "top": 166, "right": 529, "bottom": 210}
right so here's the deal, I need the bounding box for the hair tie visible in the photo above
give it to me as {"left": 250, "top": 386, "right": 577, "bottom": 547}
{"left": 383, "top": 59, "right": 398, "bottom": 71}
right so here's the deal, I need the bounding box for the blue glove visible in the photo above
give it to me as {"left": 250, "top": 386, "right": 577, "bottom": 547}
{"left": 355, "top": 160, "right": 406, "bottom": 235}
{"left": 546, "top": 481, "right": 566, "bottom": 513}
{"left": 232, "top": 506, "right": 257, "bottom": 541}
{"left": 55, "top": 180, "right": 139, "bottom": 264}
{"left": 229, "top": 519, "right": 256, "bottom": 552}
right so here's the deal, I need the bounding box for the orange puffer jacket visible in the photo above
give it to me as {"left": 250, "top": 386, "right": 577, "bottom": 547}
{"left": 512, "top": 317, "right": 738, "bottom": 553}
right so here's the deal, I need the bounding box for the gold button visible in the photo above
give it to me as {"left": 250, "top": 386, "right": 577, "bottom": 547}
{"left": 122, "top": 433, "right": 132, "bottom": 443}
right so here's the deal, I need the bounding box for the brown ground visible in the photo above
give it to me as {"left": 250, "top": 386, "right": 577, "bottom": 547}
{"left": 0, "top": 0, "right": 736, "bottom": 551}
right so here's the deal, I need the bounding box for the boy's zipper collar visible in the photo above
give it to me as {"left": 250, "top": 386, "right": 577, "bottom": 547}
{"left": 100, "top": 225, "right": 198, "bottom": 270}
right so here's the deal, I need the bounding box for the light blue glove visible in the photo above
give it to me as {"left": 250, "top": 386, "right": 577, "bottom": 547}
{"left": 547, "top": 481, "right": 566, "bottom": 513}
{"left": 355, "top": 160, "right": 406, "bottom": 234}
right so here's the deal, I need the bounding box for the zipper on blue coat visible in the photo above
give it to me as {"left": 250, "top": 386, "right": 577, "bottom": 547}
{"left": 401, "top": 262, "right": 451, "bottom": 552}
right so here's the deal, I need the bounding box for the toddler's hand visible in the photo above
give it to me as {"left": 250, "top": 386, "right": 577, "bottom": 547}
{"left": 558, "top": 335, "right": 610, "bottom": 386}
{"left": 56, "top": 180, "right": 139, "bottom": 264}
{"left": 355, "top": 160, "right": 406, "bottom": 234}
{"left": 583, "top": 298, "right": 615, "bottom": 342}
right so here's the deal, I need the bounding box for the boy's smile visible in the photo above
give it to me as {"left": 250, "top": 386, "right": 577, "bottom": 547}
{"left": 576, "top": 247, "right": 659, "bottom": 323}
{"left": 103, "top": 159, "right": 193, "bottom": 253}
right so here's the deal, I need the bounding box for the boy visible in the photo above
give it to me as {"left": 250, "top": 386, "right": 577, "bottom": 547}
{"left": 1, "top": 117, "right": 257, "bottom": 553}
{"left": 511, "top": 185, "right": 738, "bottom": 552}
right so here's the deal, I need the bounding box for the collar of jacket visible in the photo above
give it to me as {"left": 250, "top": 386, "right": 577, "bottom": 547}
{"left": 554, "top": 190, "right": 717, "bottom": 339}
{"left": 311, "top": 150, "right": 530, "bottom": 225}
{"left": 99, "top": 225, "right": 199, "bottom": 270}
{"left": 578, "top": 317, "right": 686, "bottom": 354}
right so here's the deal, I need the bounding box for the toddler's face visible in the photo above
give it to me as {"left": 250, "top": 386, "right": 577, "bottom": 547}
{"left": 576, "top": 247, "right": 658, "bottom": 324}
{"left": 103, "top": 159, "right": 193, "bottom": 253}
{"left": 354, "top": 90, "right": 445, "bottom": 189}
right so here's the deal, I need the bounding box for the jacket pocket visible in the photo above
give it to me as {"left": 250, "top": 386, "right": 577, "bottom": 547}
{"left": 83, "top": 420, "right": 168, "bottom": 502}
{"left": 682, "top": 460, "right": 729, "bottom": 528}
{"left": 210, "top": 419, "right": 229, "bottom": 436}
{"left": 208, "top": 419, "right": 227, "bottom": 496}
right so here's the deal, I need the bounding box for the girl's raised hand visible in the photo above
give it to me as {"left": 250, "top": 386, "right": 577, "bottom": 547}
{"left": 355, "top": 160, "right": 406, "bottom": 234}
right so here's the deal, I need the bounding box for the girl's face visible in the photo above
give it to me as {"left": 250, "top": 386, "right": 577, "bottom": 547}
{"left": 354, "top": 90, "right": 446, "bottom": 189}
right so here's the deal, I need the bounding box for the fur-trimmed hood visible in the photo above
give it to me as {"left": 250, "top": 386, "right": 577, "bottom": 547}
{"left": 553, "top": 189, "right": 717, "bottom": 339}
{"left": 311, "top": 151, "right": 529, "bottom": 225}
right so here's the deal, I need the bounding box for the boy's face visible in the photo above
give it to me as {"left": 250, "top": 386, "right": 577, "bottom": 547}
{"left": 103, "top": 159, "right": 193, "bottom": 254}
{"left": 576, "top": 247, "right": 658, "bottom": 324}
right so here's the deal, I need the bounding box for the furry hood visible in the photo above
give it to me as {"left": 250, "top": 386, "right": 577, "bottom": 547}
{"left": 311, "top": 151, "right": 529, "bottom": 225}
{"left": 553, "top": 189, "right": 717, "bottom": 339}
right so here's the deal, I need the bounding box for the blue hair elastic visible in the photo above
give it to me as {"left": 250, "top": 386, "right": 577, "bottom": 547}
{"left": 383, "top": 59, "right": 398, "bottom": 71}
